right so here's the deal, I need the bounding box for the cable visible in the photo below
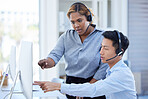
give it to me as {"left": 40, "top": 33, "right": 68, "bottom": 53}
{"left": 3, "top": 93, "right": 10, "bottom": 99}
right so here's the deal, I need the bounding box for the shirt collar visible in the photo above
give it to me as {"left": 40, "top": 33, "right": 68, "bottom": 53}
{"left": 87, "top": 24, "right": 102, "bottom": 36}
{"left": 106, "top": 60, "right": 124, "bottom": 74}
{"left": 89, "top": 24, "right": 96, "bottom": 34}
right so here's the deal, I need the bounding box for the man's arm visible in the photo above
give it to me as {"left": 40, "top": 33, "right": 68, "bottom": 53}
{"left": 34, "top": 70, "right": 130, "bottom": 97}
{"left": 60, "top": 69, "right": 133, "bottom": 97}
{"left": 33, "top": 81, "right": 61, "bottom": 93}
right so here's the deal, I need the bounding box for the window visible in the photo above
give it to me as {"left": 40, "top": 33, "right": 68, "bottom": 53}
{"left": 0, "top": 0, "right": 39, "bottom": 81}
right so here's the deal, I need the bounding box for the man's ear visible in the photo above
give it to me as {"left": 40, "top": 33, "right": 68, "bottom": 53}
{"left": 121, "top": 49, "right": 124, "bottom": 53}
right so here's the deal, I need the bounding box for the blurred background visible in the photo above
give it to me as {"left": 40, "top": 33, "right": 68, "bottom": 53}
{"left": 0, "top": 0, "right": 148, "bottom": 99}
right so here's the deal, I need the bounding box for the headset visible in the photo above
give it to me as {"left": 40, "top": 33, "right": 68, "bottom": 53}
{"left": 71, "top": 2, "right": 93, "bottom": 34}
{"left": 115, "top": 30, "right": 123, "bottom": 56}
{"left": 106, "top": 30, "right": 123, "bottom": 61}
{"left": 70, "top": 2, "right": 92, "bottom": 22}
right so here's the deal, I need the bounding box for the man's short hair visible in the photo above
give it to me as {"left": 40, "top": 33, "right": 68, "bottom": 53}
{"left": 102, "top": 31, "right": 129, "bottom": 55}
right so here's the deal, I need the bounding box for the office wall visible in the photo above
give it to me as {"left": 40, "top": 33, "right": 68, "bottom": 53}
{"left": 128, "top": 0, "right": 148, "bottom": 94}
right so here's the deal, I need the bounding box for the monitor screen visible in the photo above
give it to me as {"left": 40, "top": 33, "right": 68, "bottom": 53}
{"left": 18, "top": 40, "right": 33, "bottom": 99}
{"left": 9, "top": 45, "right": 16, "bottom": 82}
{"left": 0, "top": 45, "right": 16, "bottom": 90}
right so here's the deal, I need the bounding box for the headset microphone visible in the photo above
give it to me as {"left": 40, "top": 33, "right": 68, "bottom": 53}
{"left": 106, "top": 51, "right": 123, "bottom": 61}
{"left": 106, "top": 30, "right": 123, "bottom": 61}
{"left": 106, "top": 54, "right": 118, "bottom": 61}
{"left": 83, "top": 23, "right": 91, "bottom": 34}
{"left": 81, "top": 7, "right": 92, "bottom": 35}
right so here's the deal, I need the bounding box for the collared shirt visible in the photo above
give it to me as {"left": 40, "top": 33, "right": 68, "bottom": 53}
{"left": 48, "top": 25, "right": 108, "bottom": 80}
{"left": 61, "top": 60, "right": 137, "bottom": 99}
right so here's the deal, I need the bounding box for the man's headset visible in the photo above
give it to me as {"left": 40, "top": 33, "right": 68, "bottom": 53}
{"left": 71, "top": 2, "right": 92, "bottom": 22}
{"left": 106, "top": 30, "right": 123, "bottom": 61}
{"left": 115, "top": 30, "right": 123, "bottom": 56}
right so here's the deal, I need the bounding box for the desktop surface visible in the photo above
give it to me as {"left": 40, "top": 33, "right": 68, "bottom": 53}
{"left": 1, "top": 89, "right": 67, "bottom": 99}
{"left": 1, "top": 81, "right": 67, "bottom": 99}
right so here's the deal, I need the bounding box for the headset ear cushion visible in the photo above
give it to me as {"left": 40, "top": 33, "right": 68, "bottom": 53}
{"left": 116, "top": 48, "right": 119, "bottom": 54}
{"left": 87, "top": 15, "right": 92, "bottom": 22}
{"left": 116, "top": 49, "right": 123, "bottom": 56}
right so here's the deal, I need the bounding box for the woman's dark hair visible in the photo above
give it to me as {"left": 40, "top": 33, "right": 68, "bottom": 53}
{"left": 67, "top": 2, "right": 93, "bottom": 22}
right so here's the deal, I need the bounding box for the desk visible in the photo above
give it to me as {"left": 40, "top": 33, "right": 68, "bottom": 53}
{"left": 1, "top": 82, "right": 67, "bottom": 99}
{"left": 34, "top": 90, "right": 67, "bottom": 99}
{"left": 1, "top": 90, "right": 67, "bottom": 99}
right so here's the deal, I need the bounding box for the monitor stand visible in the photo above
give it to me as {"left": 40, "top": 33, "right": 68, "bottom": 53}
{"left": 0, "top": 64, "right": 10, "bottom": 91}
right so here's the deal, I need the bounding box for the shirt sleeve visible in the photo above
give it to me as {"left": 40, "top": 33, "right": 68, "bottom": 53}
{"left": 61, "top": 69, "right": 133, "bottom": 97}
{"left": 47, "top": 33, "right": 65, "bottom": 65}
{"left": 93, "top": 61, "right": 108, "bottom": 80}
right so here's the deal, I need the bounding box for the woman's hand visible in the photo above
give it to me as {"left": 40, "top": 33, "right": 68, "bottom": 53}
{"left": 38, "top": 58, "right": 55, "bottom": 69}
{"left": 76, "top": 97, "right": 83, "bottom": 99}
{"left": 33, "top": 81, "right": 61, "bottom": 93}
{"left": 89, "top": 78, "right": 98, "bottom": 84}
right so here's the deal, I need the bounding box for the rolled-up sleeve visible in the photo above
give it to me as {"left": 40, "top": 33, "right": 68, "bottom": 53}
{"left": 93, "top": 62, "right": 108, "bottom": 80}
{"left": 47, "top": 34, "right": 65, "bottom": 65}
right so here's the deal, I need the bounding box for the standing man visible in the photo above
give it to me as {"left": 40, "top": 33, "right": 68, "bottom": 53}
{"left": 34, "top": 30, "right": 137, "bottom": 99}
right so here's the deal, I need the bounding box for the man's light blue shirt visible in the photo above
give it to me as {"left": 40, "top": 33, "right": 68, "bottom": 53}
{"left": 48, "top": 25, "right": 108, "bottom": 80}
{"left": 61, "top": 60, "right": 137, "bottom": 99}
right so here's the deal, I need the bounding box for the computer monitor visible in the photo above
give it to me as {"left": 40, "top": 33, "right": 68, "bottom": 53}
{"left": 0, "top": 45, "right": 16, "bottom": 90}
{"left": 18, "top": 40, "right": 33, "bottom": 99}
{"left": 9, "top": 41, "right": 33, "bottom": 99}
{"left": 9, "top": 46, "right": 16, "bottom": 82}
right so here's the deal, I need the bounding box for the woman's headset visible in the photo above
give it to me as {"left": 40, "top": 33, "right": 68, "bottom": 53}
{"left": 71, "top": 2, "right": 92, "bottom": 22}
